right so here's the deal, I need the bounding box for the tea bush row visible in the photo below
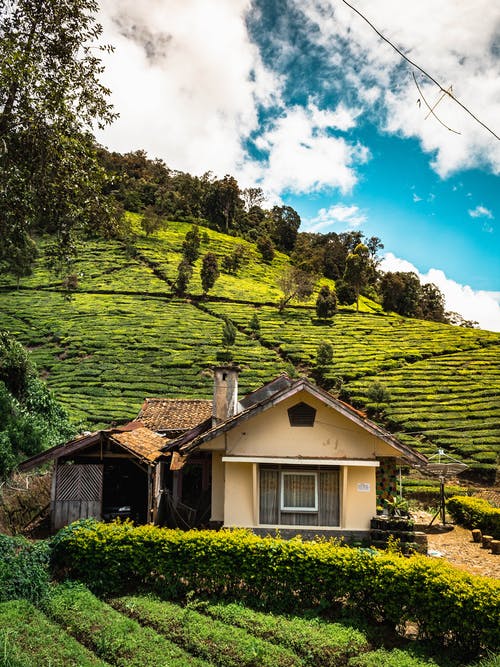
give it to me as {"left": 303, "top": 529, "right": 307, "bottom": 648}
{"left": 43, "top": 582, "right": 209, "bottom": 667}
{"left": 447, "top": 496, "right": 500, "bottom": 539}
{"left": 197, "top": 599, "right": 369, "bottom": 665}
{"left": 111, "top": 595, "right": 303, "bottom": 667}
{"left": 50, "top": 521, "right": 500, "bottom": 656}
{"left": 0, "top": 599, "right": 107, "bottom": 667}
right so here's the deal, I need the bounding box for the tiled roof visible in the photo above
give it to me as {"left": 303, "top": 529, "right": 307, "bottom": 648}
{"left": 137, "top": 398, "right": 212, "bottom": 433}
{"left": 110, "top": 427, "right": 166, "bottom": 463}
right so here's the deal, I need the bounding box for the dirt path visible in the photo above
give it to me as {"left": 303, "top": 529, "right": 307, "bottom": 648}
{"left": 414, "top": 511, "right": 500, "bottom": 578}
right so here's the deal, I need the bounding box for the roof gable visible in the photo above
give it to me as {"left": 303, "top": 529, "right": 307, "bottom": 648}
{"left": 169, "top": 377, "right": 427, "bottom": 465}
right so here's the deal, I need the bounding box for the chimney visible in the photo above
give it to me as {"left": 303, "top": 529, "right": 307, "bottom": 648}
{"left": 212, "top": 366, "right": 240, "bottom": 426}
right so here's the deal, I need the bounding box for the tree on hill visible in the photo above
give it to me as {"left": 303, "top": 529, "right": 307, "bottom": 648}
{"left": 140, "top": 207, "right": 163, "bottom": 237}
{"left": 0, "top": 0, "right": 119, "bottom": 278}
{"left": 277, "top": 268, "right": 315, "bottom": 312}
{"left": 0, "top": 332, "right": 75, "bottom": 479}
{"left": 174, "top": 259, "right": 193, "bottom": 296}
{"left": 257, "top": 235, "right": 275, "bottom": 262}
{"left": 343, "top": 243, "right": 370, "bottom": 311}
{"left": 200, "top": 252, "right": 220, "bottom": 295}
{"left": 418, "top": 283, "right": 447, "bottom": 323}
{"left": 182, "top": 225, "right": 201, "bottom": 264}
{"left": 270, "top": 205, "right": 301, "bottom": 253}
{"left": 315, "top": 285, "right": 337, "bottom": 320}
{"left": 379, "top": 271, "right": 421, "bottom": 317}
{"left": 204, "top": 175, "right": 243, "bottom": 233}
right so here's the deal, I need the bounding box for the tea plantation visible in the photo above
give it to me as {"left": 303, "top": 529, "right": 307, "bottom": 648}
{"left": 0, "top": 219, "right": 498, "bottom": 479}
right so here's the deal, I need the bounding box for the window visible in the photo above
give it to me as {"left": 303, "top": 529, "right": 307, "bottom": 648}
{"left": 288, "top": 402, "right": 316, "bottom": 426}
{"left": 259, "top": 465, "right": 339, "bottom": 526}
{"left": 281, "top": 472, "right": 318, "bottom": 512}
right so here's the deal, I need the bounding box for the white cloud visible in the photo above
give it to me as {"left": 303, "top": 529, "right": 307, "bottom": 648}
{"left": 412, "top": 193, "right": 422, "bottom": 203}
{"left": 468, "top": 205, "right": 494, "bottom": 219}
{"left": 251, "top": 103, "right": 369, "bottom": 198}
{"left": 304, "top": 203, "right": 367, "bottom": 232}
{"left": 296, "top": 0, "right": 500, "bottom": 178}
{"left": 96, "top": 0, "right": 281, "bottom": 176}
{"left": 380, "top": 253, "right": 500, "bottom": 332}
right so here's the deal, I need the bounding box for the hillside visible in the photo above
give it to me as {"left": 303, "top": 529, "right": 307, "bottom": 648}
{"left": 0, "top": 217, "right": 499, "bottom": 482}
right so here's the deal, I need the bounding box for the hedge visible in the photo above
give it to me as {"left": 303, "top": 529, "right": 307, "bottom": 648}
{"left": 50, "top": 520, "right": 500, "bottom": 656}
{"left": 447, "top": 496, "right": 500, "bottom": 539}
{"left": 0, "top": 534, "right": 50, "bottom": 604}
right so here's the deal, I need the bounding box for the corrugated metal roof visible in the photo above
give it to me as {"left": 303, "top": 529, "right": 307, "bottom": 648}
{"left": 137, "top": 398, "right": 212, "bottom": 433}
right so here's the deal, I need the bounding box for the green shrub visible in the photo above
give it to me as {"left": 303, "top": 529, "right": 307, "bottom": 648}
{"left": 50, "top": 521, "right": 500, "bottom": 656}
{"left": 0, "top": 599, "right": 107, "bottom": 666}
{"left": 201, "top": 600, "right": 369, "bottom": 665}
{"left": 447, "top": 496, "right": 500, "bottom": 539}
{"left": 43, "top": 582, "right": 209, "bottom": 667}
{"left": 111, "top": 595, "right": 302, "bottom": 667}
{"left": 0, "top": 535, "right": 50, "bottom": 604}
{"left": 348, "top": 648, "right": 439, "bottom": 666}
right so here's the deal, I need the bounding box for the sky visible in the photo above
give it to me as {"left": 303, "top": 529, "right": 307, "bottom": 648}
{"left": 95, "top": 0, "right": 500, "bottom": 331}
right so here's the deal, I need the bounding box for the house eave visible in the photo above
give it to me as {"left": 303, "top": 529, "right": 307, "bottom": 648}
{"left": 222, "top": 456, "right": 380, "bottom": 467}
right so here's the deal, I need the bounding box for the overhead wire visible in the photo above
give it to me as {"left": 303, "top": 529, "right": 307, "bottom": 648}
{"left": 339, "top": 0, "right": 500, "bottom": 141}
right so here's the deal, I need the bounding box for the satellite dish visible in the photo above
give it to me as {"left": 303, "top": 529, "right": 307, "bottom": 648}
{"left": 417, "top": 450, "right": 468, "bottom": 527}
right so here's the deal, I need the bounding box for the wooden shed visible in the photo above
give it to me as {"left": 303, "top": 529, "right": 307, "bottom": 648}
{"left": 19, "top": 422, "right": 168, "bottom": 531}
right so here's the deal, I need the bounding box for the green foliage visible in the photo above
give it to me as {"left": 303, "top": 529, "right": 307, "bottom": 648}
{"left": 316, "top": 342, "right": 334, "bottom": 369}
{"left": 335, "top": 278, "right": 357, "bottom": 306}
{"left": 278, "top": 267, "right": 315, "bottom": 311}
{"left": 222, "top": 320, "right": 237, "bottom": 349}
{"left": 43, "top": 582, "right": 209, "bottom": 667}
{"left": 348, "top": 648, "right": 439, "bottom": 666}
{"left": 175, "top": 259, "right": 193, "bottom": 295}
{"left": 0, "top": 0, "right": 118, "bottom": 278}
{"left": 182, "top": 225, "right": 201, "bottom": 264}
{"left": 0, "top": 535, "right": 50, "bottom": 604}
{"left": 343, "top": 244, "right": 370, "bottom": 311}
{"left": 257, "top": 235, "right": 275, "bottom": 262}
{"left": 50, "top": 521, "right": 500, "bottom": 656}
{"left": 447, "top": 497, "right": 500, "bottom": 539}
{"left": 141, "top": 207, "right": 163, "bottom": 237}
{"left": 111, "top": 595, "right": 302, "bottom": 667}
{"left": 249, "top": 313, "right": 261, "bottom": 334}
{"left": 200, "top": 252, "right": 219, "bottom": 294}
{"left": 0, "top": 599, "right": 108, "bottom": 666}
{"left": 0, "top": 333, "right": 75, "bottom": 479}
{"left": 366, "top": 381, "right": 391, "bottom": 404}
{"left": 315, "top": 285, "right": 337, "bottom": 319}
{"left": 379, "top": 272, "right": 422, "bottom": 318}
{"left": 201, "top": 600, "right": 369, "bottom": 665}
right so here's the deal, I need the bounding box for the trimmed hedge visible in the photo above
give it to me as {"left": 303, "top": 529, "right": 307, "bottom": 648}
{"left": 447, "top": 496, "right": 500, "bottom": 539}
{"left": 50, "top": 520, "right": 500, "bottom": 656}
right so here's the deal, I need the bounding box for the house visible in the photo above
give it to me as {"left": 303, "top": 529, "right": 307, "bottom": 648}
{"left": 20, "top": 367, "right": 427, "bottom": 538}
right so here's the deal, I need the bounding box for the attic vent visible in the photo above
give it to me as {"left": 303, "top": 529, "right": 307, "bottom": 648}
{"left": 288, "top": 402, "right": 316, "bottom": 427}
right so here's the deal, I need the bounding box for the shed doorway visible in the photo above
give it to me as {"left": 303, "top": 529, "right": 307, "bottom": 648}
{"left": 102, "top": 460, "right": 148, "bottom": 524}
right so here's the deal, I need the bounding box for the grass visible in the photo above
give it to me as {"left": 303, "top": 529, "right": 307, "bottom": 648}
{"left": 197, "top": 599, "right": 370, "bottom": 665}
{"left": 111, "top": 594, "right": 304, "bottom": 667}
{"left": 43, "top": 583, "right": 210, "bottom": 667}
{"left": 0, "top": 599, "right": 109, "bottom": 666}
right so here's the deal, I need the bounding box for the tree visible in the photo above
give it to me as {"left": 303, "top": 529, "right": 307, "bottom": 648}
{"left": 418, "top": 283, "right": 447, "bottom": 323}
{"left": 0, "top": 0, "right": 118, "bottom": 278}
{"left": 271, "top": 205, "right": 301, "bottom": 253}
{"left": 335, "top": 279, "right": 357, "bottom": 306}
{"left": 0, "top": 331, "right": 74, "bottom": 479}
{"left": 200, "top": 252, "right": 219, "bottom": 294}
{"left": 277, "top": 268, "right": 315, "bottom": 312}
{"left": 315, "top": 285, "right": 337, "bottom": 319}
{"left": 204, "top": 175, "right": 242, "bottom": 233}
{"left": 222, "top": 319, "right": 237, "bottom": 349}
{"left": 343, "top": 243, "right": 370, "bottom": 311}
{"left": 174, "top": 259, "right": 193, "bottom": 296}
{"left": 379, "top": 271, "right": 421, "bottom": 317}
{"left": 249, "top": 312, "right": 260, "bottom": 335}
{"left": 314, "top": 342, "right": 334, "bottom": 389}
{"left": 181, "top": 225, "right": 201, "bottom": 264}
{"left": 257, "top": 235, "right": 274, "bottom": 262}
{"left": 140, "top": 207, "right": 163, "bottom": 237}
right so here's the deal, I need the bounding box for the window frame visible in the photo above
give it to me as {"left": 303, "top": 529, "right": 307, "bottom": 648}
{"left": 280, "top": 470, "right": 318, "bottom": 513}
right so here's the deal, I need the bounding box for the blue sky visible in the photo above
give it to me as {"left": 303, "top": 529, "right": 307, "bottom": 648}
{"left": 96, "top": 0, "right": 500, "bottom": 329}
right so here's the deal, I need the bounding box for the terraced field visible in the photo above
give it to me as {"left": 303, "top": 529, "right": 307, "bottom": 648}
{"left": 0, "top": 218, "right": 498, "bottom": 476}
{"left": 0, "top": 586, "right": 456, "bottom": 667}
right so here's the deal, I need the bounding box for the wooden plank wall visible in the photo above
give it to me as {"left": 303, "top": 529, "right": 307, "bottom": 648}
{"left": 53, "top": 464, "right": 103, "bottom": 531}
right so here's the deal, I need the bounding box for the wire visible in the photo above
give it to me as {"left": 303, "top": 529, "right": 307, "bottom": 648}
{"left": 340, "top": 0, "right": 500, "bottom": 141}
{"left": 412, "top": 73, "right": 461, "bottom": 135}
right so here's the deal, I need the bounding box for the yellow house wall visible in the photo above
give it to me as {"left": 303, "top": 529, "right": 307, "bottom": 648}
{"left": 224, "top": 462, "right": 255, "bottom": 526}
{"left": 343, "top": 466, "right": 377, "bottom": 530}
{"left": 223, "top": 391, "right": 398, "bottom": 460}
{"left": 201, "top": 389, "right": 401, "bottom": 529}
{"left": 210, "top": 451, "right": 225, "bottom": 522}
